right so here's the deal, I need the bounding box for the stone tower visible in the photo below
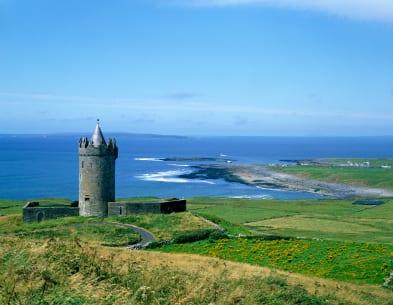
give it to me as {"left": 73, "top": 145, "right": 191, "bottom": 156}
{"left": 79, "top": 120, "right": 118, "bottom": 217}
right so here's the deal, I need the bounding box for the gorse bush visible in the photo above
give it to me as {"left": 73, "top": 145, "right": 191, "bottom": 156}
{"left": 172, "top": 228, "right": 225, "bottom": 244}
{"left": 207, "top": 229, "right": 229, "bottom": 241}
{"left": 257, "top": 277, "right": 328, "bottom": 305}
{"left": 146, "top": 228, "right": 228, "bottom": 248}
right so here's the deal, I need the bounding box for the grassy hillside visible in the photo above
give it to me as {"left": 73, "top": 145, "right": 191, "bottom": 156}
{"left": 2, "top": 236, "right": 393, "bottom": 305}
{"left": 2, "top": 197, "right": 393, "bottom": 303}
{"left": 188, "top": 197, "right": 393, "bottom": 243}
{"left": 0, "top": 214, "right": 139, "bottom": 246}
{"left": 0, "top": 213, "right": 213, "bottom": 242}
{"left": 111, "top": 213, "right": 212, "bottom": 240}
{"left": 157, "top": 237, "right": 393, "bottom": 284}
{"left": 151, "top": 197, "right": 393, "bottom": 285}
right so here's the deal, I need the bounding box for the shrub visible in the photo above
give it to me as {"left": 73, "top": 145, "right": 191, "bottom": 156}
{"left": 208, "top": 230, "right": 229, "bottom": 241}
{"left": 275, "top": 285, "right": 328, "bottom": 305}
{"left": 266, "top": 276, "right": 288, "bottom": 288}
{"left": 173, "top": 229, "right": 218, "bottom": 244}
{"left": 257, "top": 282, "right": 328, "bottom": 305}
{"left": 244, "top": 235, "right": 293, "bottom": 241}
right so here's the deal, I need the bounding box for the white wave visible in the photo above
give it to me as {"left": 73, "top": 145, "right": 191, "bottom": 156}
{"left": 229, "top": 194, "right": 273, "bottom": 199}
{"left": 198, "top": 180, "right": 216, "bottom": 185}
{"left": 136, "top": 170, "right": 188, "bottom": 183}
{"left": 220, "top": 153, "right": 228, "bottom": 157}
{"left": 169, "top": 164, "right": 191, "bottom": 167}
{"left": 138, "top": 175, "right": 190, "bottom": 183}
{"left": 135, "top": 169, "right": 215, "bottom": 184}
{"left": 134, "top": 157, "right": 163, "bottom": 162}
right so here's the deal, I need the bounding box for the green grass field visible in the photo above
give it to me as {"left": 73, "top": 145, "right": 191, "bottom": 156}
{"left": 270, "top": 159, "right": 393, "bottom": 190}
{"left": 188, "top": 197, "right": 393, "bottom": 243}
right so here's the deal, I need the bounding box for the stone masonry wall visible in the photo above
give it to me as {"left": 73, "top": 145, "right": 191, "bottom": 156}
{"left": 108, "top": 199, "right": 187, "bottom": 216}
{"left": 79, "top": 146, "right": 116, "bottom": 217}
{"left": 23, "top": 202, "right": 79, "bottom": 222}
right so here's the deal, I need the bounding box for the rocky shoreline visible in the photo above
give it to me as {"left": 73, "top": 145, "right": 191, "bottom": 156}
{"left": 180, "top": 164, "right": 393, "bottom": 198}
{"left": 161, "top": 157, "right": 234, "bottom": 163}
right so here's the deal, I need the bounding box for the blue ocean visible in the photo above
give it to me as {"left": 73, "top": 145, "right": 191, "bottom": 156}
{"left": 1, "top": 134, "right": 393, "bottom": 200}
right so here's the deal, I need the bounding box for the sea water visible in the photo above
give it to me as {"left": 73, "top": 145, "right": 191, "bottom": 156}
{"left": 1, "top": 134, "right": 392, "bottom": 200}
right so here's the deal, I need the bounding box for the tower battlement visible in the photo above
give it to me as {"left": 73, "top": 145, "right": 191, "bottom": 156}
{"left": 79, "top": 137, "right": 118, "bottom": 158}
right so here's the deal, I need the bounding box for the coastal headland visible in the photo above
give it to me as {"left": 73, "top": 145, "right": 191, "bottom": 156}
{"left": 180, "top": 160, "right": 393, "bottom": 198}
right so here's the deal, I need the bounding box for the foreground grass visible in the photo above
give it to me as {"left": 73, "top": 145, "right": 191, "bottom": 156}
{"left": 2, "top": 236, "right": 393, "bottom": 305}
{"left": 271, "top": 164, "right": 393, "bottom": 190}
{"left": 2, "top": 197, "right": 393, "bottom": 297}
{"left": 157, "top": 237, "right": 393, "bottom": 285}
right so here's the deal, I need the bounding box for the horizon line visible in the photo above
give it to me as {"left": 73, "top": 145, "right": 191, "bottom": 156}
{"left": 1, "top": 132, "right": 393, "bottom": 138}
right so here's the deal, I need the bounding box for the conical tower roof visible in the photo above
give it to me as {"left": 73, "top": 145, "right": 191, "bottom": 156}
{"left": 91, "top": 119, "right": 106, "bottom": 147}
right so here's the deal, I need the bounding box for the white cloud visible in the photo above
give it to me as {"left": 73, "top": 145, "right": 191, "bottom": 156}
{"left": 2, "top": 91, "right": 393, "bottom": 121}
{"left": 2, "top": 91, "right": 393, "bottom": 135}
{"left": 171, "top": 0, "right": 393, "bottom": 21}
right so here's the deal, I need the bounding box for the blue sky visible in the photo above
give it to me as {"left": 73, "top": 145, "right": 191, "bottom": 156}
{"left": 0, "top": 0, "right": 393, "bottom": 136}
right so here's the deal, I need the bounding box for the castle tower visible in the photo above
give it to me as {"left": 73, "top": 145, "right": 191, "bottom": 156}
{"left": 78, "top": 120, "right": 118, "bottom": 217}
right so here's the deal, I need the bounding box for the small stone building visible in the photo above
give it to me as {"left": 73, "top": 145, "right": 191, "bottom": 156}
{"left": 108, "top": 199, "right": 187, "bottom": 216}
{"left": 23, "top": 201, "right": 79, "bottom": 222}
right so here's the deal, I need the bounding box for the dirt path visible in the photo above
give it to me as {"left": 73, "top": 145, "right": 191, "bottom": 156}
{"left": 191, "top": 213, "right": 224, "bottom": 231}
{"left": 101, "top": 221, "right": 156, "bottom": 249}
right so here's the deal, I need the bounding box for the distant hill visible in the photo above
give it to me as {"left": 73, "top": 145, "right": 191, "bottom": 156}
{"left": 0, "top": 132, "right": 188, "bottom": 139}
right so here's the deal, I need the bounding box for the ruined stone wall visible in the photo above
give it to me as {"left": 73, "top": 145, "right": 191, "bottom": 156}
{"left": 108, "top": 202, "right": 160, "bottom": 215}
{"left": 23, "top": 202, "right": 79, "bottom": 222}
{"left": 160, "top": 200, "right": 187, "bottom": 213}
{"left": 108, "top": 200, "right": 187, "bottom": 216}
